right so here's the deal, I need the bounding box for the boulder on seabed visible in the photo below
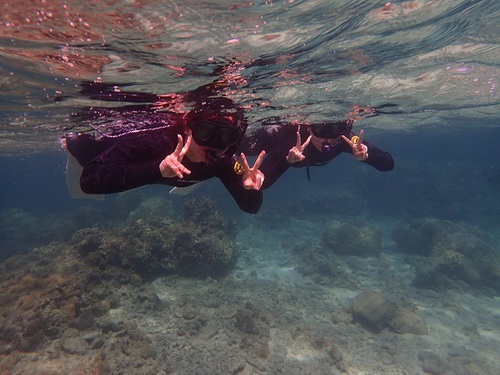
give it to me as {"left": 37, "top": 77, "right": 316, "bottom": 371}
{"left": 351, "top": 290, "right": 428, "bottom": 335}
{"left": 322, "top": 219, "right": 383, "bottom": 258}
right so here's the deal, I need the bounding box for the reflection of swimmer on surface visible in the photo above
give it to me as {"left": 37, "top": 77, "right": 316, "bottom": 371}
{"left": 62, "top": 78, "right": 266, "bottom": 214}
{"left": 240, "top": 119, "right": 394, "bottom": 189}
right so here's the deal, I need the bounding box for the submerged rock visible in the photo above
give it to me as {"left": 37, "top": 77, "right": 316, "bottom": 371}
{"left": 322, "top": 219, "right": 383, "bottom": 258}
{"left": 351, "top": 290, "right": 428, "bottom": 335}
{"left": 62, "top": 336, "right": 89, "bottom": 355}
{"left": 418, "top": 350, "right": 449, "bottom": 374}
{"left": 393, "top": 218, "right": 500, "bottom": 295}
{"left": 392, "top": 217, "right": 441, "bottom": 256}
{"left": 235, "top": 308, "right": 258, "bottom": 334}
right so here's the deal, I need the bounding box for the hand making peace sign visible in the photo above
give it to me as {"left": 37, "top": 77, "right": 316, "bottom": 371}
{"left": 159, "top": 133, "right": 193, "bottom": 178}
{"left": 342, "top": 129, "right": 368, "bottom": 161}
{"left": 240, "top": 150, "right": 266, "bottom": 190}
{"left": 286, "top": 126, "right": 312, "bottom": 164}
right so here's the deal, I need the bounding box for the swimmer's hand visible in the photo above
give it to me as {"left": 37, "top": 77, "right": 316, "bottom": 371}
{"left": 286, "top": 126, "right": 311, "bottom": 164}
{"left": 342, "top": 129, "right": 368, "bottom": 161}
{"left": 240, "top": 151, "right": 266, "bottom": 191}
{"left": 159, "top": 134, "right": 192, "bottom": 178}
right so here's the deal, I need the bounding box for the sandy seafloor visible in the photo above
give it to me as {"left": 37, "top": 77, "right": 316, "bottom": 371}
{"left": 1, "top": 196, "right": 499, "bottom": 375}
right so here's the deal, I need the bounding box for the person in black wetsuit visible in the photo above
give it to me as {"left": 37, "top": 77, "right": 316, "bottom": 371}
{"left": 63, "top": 84, "right": 266, "bottom": 214}
{"left": 240, "top": 120, "right": 394, "bottom": 189}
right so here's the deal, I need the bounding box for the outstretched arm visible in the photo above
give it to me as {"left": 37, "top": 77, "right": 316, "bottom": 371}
{"left": 342, "top": 129, "right": 369, "bottom": 161}
{"left": 237, "top": 125, "right": 302, "bottom": 190}
{"left": 218, "top": 156, "right": 264, "bottom": 214}
{"left": 342, "top": 130, "right": 394, "bottom": 171}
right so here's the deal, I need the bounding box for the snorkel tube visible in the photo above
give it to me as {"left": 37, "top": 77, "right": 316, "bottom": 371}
{"left": 321, "top": 142, "right": 338, "bottom": 153}
{"left": 320, "top": 120, "right": 354, "bottom": 154}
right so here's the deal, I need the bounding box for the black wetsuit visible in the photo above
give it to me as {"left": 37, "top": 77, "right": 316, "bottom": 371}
{"left": 240, "top": 125, "right": 394, "bottom": 189}
{"left": 65, "top": 114, "right": 262, "bottom": 214}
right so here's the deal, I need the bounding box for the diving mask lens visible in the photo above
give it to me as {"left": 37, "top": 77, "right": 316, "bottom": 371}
{"left": 219, "top": 126, "right": 239, "bottom": 146}
{"left": 192, "top": 121, "right": 217, "bottom": 142}
{"left": 191, "top": 120, "right": 239, "bottom": 149}
{"left": 311, "top": 123, "right": 346, "bottom": 139}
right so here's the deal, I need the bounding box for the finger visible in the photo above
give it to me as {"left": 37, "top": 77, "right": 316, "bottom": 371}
{"left": 242, "top": 176, "right": 253, "bottom": 190}
{"left": 295, "top": 125, "right": 302, "bottom": 147}
{"left": 362, "top": 144, "right": 368, "bottom": 155}
{"left": 301, "top": 135, "right": 312, "bottom": 150}
{"left": 180, "top": 134, "right": 192, "bottom": 157}
{"left": 342, "top": 134, "right": 354, "bottom": 148}
{"left": 255, "top": 173, "right": 264, "bottom": 190}
{"left": 178, "top": 163, "right": 191, "bottom": 176}
{"left": 240, "top": 152, "right": 251, "bottom": 170}
{"left": 358, "top": 129, "right": 364, "bottom": 146}
{"left": 253, "top": 150, "right": 266, "bottom": 169}
{"left": 296, "top": 130, "right": 302, "bottom": 148}
{"left": 174, "top": 134, "right": 184, "bottom": 154}
{"left": 176, "top": 161, "right": 193, "bottom": 178}
{"left": 171, "top": 165, "right": 184, "bottom": 179}
{"left": 250, "top": 180, "right": 262, "bottom": 191}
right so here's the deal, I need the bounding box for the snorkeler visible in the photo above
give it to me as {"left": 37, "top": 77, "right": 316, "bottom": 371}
{"left": 240, "top": 120, "right": 394, "bottom": 189}
{"left": 63, "top": 83, "right": 266, "bottom": 214}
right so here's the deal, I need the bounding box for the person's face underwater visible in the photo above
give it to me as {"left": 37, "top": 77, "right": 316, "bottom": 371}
{"left": 308, "top": 122, "right": 347, "bottom": 152}
{"left": 188, "top": 118, "right": 240, "bottom": 162}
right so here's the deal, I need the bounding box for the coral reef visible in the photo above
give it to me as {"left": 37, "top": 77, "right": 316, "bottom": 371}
{"left": 322, "top": 219, "right": 383, "bottom": 258}
{"left": 0, "top": 242, "right": 107, "bottom": 358}
{"left": 0, "top": 196, "right": 240, "bottom": 374}
{"left": 70, "top": 196, "right": 239, "bottom": 280}
{"left": 293, "top": 242, "right": 357, "bottom": 289}
{"left": 393, "top": 218, "right": 500, "bottom": 295}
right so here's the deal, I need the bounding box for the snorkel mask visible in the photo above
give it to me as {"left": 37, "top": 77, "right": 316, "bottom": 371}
{"left": 188, "top": 112, "right": 244, "bottom": 165}
{"left": 190, "top": 119, "right": 240, "bottom": 150}
{"left": 186, "top": 97, "right": 247, "bottom": 162}
{"left": 310, "top": 120, "right": 353, "bottom": 153}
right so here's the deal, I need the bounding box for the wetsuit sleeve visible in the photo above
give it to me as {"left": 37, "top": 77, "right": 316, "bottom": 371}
{"left": 241, "top": 126, "right": 297, "bottom": 190}
{"left": 217, "top": 157, "right": 263, "bottom": 214}
{"left": 358, "top": 139, "right": 394, "bottom": 171}
{"left": 79, "top": 130, "right": 176, "bottom": 194}
{"left": 259, "top": 148, "right": 291, "bottom": 190}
